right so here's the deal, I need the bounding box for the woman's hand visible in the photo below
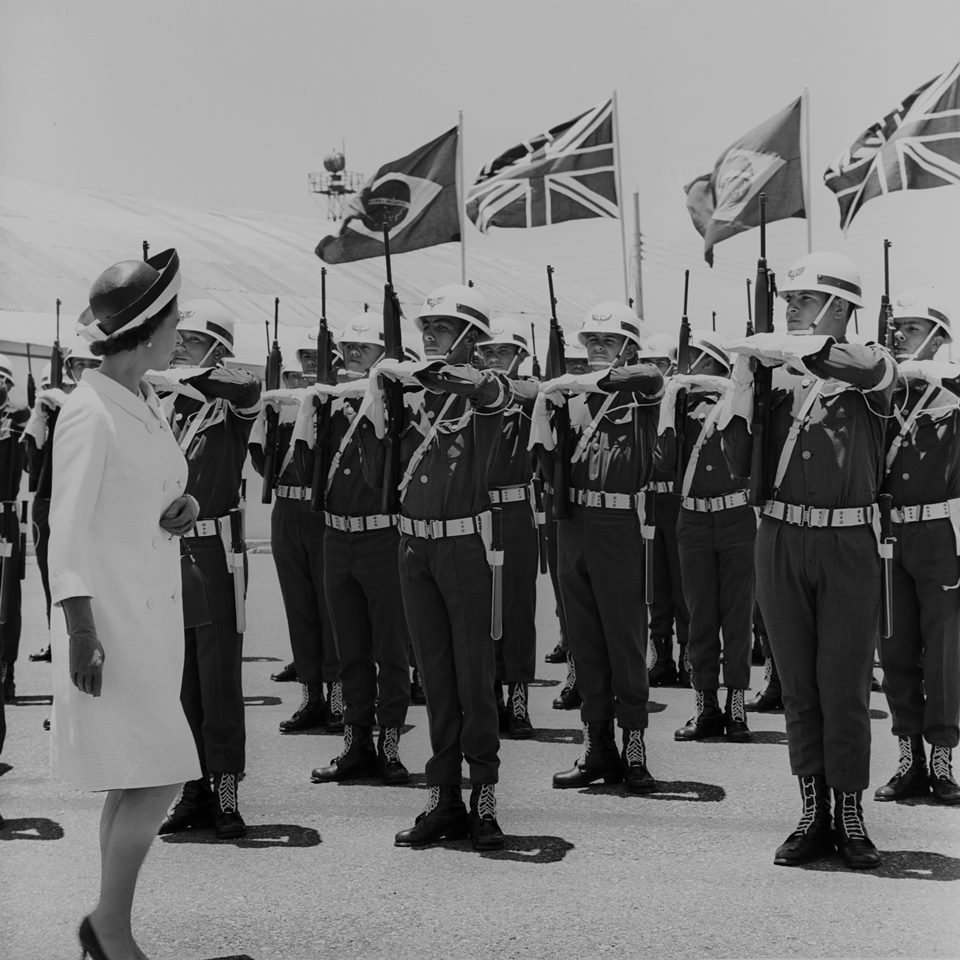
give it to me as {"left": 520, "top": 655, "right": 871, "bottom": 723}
{"left": 160, "top": 495, "right": 199, "bottom": 536}
{"left": 61, "top": 597, "right": 104, "bottom": 697}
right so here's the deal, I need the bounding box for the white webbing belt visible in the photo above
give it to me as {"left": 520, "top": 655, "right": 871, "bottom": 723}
{"left": 772, "top": 381, "right": 825, "bottom": 495}
{"left": 885, "top": 382, "right": 939, "bottom": 475}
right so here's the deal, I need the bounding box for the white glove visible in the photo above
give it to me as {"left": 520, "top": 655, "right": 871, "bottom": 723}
{"left": 539, "top": 371, "right": 606, "bottom": 404}
{"left": 143, "top": 368, "right": 207, "bottom": 402}
{"left": 896, "top": 359, "right": 960, "bottom": 385}
{"left": 374, "top": 358, "right": 424, "bottom": 384}
{"left": 672, "top": 374, "right": 731, "bottom": 396}
{"left": 36, "top": 387, "right": 69, "bottom": 411}
{"left": 724, "top": 332, "right": 832, "bottom": 373}
{"left": 528, "top": 392, "right": 556, "bottom": 451}
{"left": 262, "top": 388, "right": 310, "bottom": 410}
{"left": 716, "top": 354, "right": 755, "bottom": 431}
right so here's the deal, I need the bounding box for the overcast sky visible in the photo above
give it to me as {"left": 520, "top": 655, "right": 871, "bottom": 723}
{"left": 2, "top": 0, "right": 959, "bottom": 339}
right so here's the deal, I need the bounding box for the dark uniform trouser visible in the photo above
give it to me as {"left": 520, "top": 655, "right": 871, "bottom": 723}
{"left": 0, "top": 532, "right": 22, "bottom": 665}
{"left": 181, "top": 534, "right": 245, "bottom": 774}
{"left": 398, "top": 533, "right": 499, "bottom": 786}
{"left": 271, "top": 497, "right": 338, "bottom": 685}
{"left": 32, "top": 496, "right": 52, "bottom": 626}
{"left": 649, "top": 492, "right": 689, "bottom": 646}
{"left": 677, "top": 505, "right": 755, "bottom": 691}
{"left": 495, "top": 500, "right": 538, "bottom": 683}
{"left": 756, "top": 520, "right": 878, "bottom": 792}
{"left": 323, "top": 526, "right": 410, "bottom": 727}
{"left": 558, "top": 507, "right": 649, "bottom": 730}
{"left": 545, "top": 510, "right": 569, "bottom": 651}
{"left": 881, "top": 520, "right": 960, "bottom": 748}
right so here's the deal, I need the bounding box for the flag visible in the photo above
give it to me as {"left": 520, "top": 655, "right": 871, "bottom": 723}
{"left": 466, "top": 99, "right": 618, "bottom": 232}
{"left": 684, "top": 97, "right": 805, "bottom": 265}
{"left": 315, "top": 126, "right": 460, "bottom": 264}
{"left": 824, "top": 61, "right": 960, "bottom": 232}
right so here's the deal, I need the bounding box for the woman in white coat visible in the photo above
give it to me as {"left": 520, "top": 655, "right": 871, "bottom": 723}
{"left": 49, "top": 248, "right": 201, "bottom": 960}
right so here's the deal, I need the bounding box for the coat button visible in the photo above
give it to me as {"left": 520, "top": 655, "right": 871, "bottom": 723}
{"left": 146, "top": 597, "right": 155, "bottom": 609}
{"left": 152, "top": 537, "right": 162, "bottom": 549}
{"left": 902, "top": 472, "right": 910, "bottom": 480}
{"left": 343, "top": 467, "right": 351, "bottom": 475}
{"left": 420, "top": 475, "right": 429, "bottom": 484}
{"left": 801, "top": 451, "right": 812, "bottom": 460}
{"left": 145, "top": 421, "right": 156, "bottom": 434}
{"left": 705, "top": 464, "right": 713, "bottom": 472}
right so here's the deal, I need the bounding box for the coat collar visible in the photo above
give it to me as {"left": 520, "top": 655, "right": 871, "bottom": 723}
{"left": 84, "top": 369, "right": 167, "bottom": 426}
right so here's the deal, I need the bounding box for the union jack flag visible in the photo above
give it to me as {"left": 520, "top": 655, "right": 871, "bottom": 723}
{"left": 824, "top": 61, "right": 960, "bottom": 232}
{"left": 466, "top": 99, "right": 618, "bottom": 232}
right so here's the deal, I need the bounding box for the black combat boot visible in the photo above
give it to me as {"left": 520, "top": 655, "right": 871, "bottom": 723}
{"left": 929, "top": 745, "right": 960, "bottom": 805}
{"left": 377, "top": 726, "right": 410, "bottom": 785}
{"left": 833, "top": 790, "right": 881, "bottom": 869}
{"left": 395, "top": 785, "right": 470, "bottom": 847}
{"left": 552, "top": 654, "right": 582, "bottom": 710}
{"left": 469, "top": 783, "right": 505, "bottom": 850}
{"left": 746, "top": 656, "right": 784, "bottom": 712}
{"left": 506, "top": 682, "right": 534, "bottom": 739}
{"left": 409, "top": 667, "right": 427, "bottom": 705}
{"left": 773, "top": 774, "right": 834, "bottom": 866}
{"left": 212, "top": 772, "right": 247, "bottom": 840}
{"left": 874, "top": 735, "right": 929, "bottom": 801}
{"left": 724, "top": 688, "right": 751, "bottom": 742}
{"left": 674, "top": 689, "right": 725, "bottom": 741}
{"left": 648, "top": 636, "right": 678, "bottom": 687}
{"left": 325, "top": 680, "right": 344, "bottom": 734}
{"left": 621, "top": 729, "right": 656, "bottom": 794}
{"left": 270, "top": 660, "right": 298, "bottom": 682}
{"left": 278, "top": 681, "right": 326, "bottom": 733}
{"left": 311, "top": 724, "right": 378, "bottom": 782}
{"left": 158, "top": 777, "right": 215, "bottom": 834}
{"left": 544, "top": 641, "right": 566, "bottom": 664}
{"left": 553, "top": 720, "right": 623, "bottom": 788}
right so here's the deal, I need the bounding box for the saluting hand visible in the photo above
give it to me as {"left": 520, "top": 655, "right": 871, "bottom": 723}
{"left": 160, "top": 495, "right": 200, "bottom": 537}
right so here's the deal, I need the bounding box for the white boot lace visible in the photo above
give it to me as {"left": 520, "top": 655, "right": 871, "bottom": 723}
{"left": 216, "top": 774, "right": 238, "bottom": 814}
{"left": 797, "top": 776, "right": 819, "bottom": 832}
{"left": 476, "top": 784, "right": 497, "bottom": 820}
{"left": 838, "top": 792, "right": 866, "bottom": 840}
{"left": 381, "top": 727, "right": 401, "bottom": 763}
{"left": 729, "top": 689, "right": 746, "bottom": 723}
{"left": 624, "top": 730, "right": 646, "bottom": 767}
{"left": 423, "top": 785, "right": 441, "bottom": 815}
{"left": 329, "top": 680, "right": 343, "bottom": 717}
{"left": 930, "top": 745, "right": 952, "bottom": 780}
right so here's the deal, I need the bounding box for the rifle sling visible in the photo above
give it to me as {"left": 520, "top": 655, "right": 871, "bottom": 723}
{"left": 397, "top": 394, "right": 458, "bottom": 503}
{"left": 772, "top": 381, "right": 825, "bottom": 496}
{"left": 680, "top": 399, "right": 723, "bottom": 499}
{"left": 885, "top": 381, "right": 939, "bottom": 475}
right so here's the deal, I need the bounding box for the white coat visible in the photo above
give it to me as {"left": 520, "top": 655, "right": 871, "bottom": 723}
{"left": 49, "top": 369, "right": 201, "bottom": 791}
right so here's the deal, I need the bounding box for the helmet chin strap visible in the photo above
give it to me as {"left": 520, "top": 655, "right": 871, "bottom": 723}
{"left": 588, "top": 338, "right": 629, "bottom": 370}
{"left": 198, "top": 342, "right": 218, "bottom": 367}
{"left": 898, "top": 327, "right": 941, "bottom": 361}
{"left": 442, "top": 325, "right": 474, "bottom": 363}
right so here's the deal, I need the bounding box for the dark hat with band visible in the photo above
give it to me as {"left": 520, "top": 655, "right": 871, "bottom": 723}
{"left": 79, "top": 248, "right": 181, "bottom": 344}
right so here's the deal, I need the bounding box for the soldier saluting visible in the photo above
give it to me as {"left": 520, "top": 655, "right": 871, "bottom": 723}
{"left": 724, "top": 251, "right": 896, "bottom": 869}
{"left": 874, "top": 288, "right": 960, "bottom": 805}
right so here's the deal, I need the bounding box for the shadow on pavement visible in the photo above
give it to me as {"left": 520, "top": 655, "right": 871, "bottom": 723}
{"left": 586, "top": 780, "right": 726, "bottom": 802}
{"left": 800, "top": 849, "right": 960, "bottom": 880}
{"left": 870, "top": 708, "right": 890, "bottom": 720}
{"left": 405, "top": 833, "right": 574, "bottom": 864}
{"left": 648, "top": 700, "right": 667, "bottom": 713}
{"left": 161, "top": 823, "right": 321, "bottom": 848}
{"left": 890, "top": 794, "right": 960, "bottom": 808}
{"left": 0, "top": 817, "right": 65, "bottom": 840}
{"left": 9, "top": 695, "right": 52, "bottom": 707}
{"left": 243, "top": 655, "right": 281, "bottom": 663}
{"left": 0, "top": 761, "right": 11, "bottom": 776}
{"left": 745, "top": 730, "right": 789, "bottom": 745}
{"left": 243, "top": 696, "right": 282, "bottom": 707}
{"left": 529, "top": 678, "right": 560, "bottom": 688}
{"left": 527, "top": 727, "right": 583, "bottom": 745}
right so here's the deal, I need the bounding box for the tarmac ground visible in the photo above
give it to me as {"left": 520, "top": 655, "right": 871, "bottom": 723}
{"left": 3, "top": 553, "right": 960, "bottom": 960}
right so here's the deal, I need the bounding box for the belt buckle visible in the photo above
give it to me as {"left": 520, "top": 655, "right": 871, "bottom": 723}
{"left": 807, "top": 507, "right": 829, "bottom": 527}
{"left": 429, "top": 519, "right": 443, "bottom": 539}
{"left": 348, "top": 516, "right": 364, "bottom": 533}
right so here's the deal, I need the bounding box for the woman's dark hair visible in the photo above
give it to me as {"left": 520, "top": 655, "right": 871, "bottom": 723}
{"left": 89, "top": 303, "right": 175, "bottom": 358}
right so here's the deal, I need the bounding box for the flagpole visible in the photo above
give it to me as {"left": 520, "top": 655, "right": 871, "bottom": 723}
{"left": 802, "top": 87, "right": 813, "bottom": 253}
{"left": 457, "top": 110, "right": 467, "bottom": 285}
{"left": 611, "top": 90, "right": 630, "bottom": 303}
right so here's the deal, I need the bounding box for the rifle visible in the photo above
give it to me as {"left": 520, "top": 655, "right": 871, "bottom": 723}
{"left": 142, "top": 240, "right": 150, "bottom": 261}
{"left": 34, "top": 299, "right": 64, "bottom": 498}
{"left": 878, "top": 239, "right": 893, "bottom": 349}
{"left": 380, "top": 226, "right": 405, "bottom": 514}
{"left": 260, "top": 298, "right": 282, "bottom": 504}
{"left": 673, "top": 271, "right": 691, "bottom": 494}
{"left": 25, "top": 344, "right": 36, "bottom": 408}
{"left": 745, "top": 278, "right": 754, "bottom": 336}
{"left": 310, "top": 268, "right": 334, "bottom": 512}
{"left": 529, "top": 323, "right": 542, "bottom": 380}
{"left": 527, "top": 322, "right": 550, "bottom": 572}
{"left": 545, "top": 265, "right": 572, "bottom": 520}
{"left": 747, "top": 194, "right": 774, "bottom": 507}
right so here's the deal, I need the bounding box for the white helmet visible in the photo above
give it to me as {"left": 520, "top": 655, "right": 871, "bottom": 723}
{"left": 297, "top": 330, "right": 318, "bottom": 357}
{"left": 338, "top": 313, "right": 385, "bottom": 350}
{"left": 484, "top": 316, "right": 530, "bottom": 356}
{"left": 577, "top": 301, "right": 645, "bottom": 348}
{"left": 639, "top": 332, "right": 677, "bottom": 362}
{"left": 778, "top": 251, "right": 863, "bottom": 308}
{"left": 688, "top": 329, "right": 730, "bottom": 372}
{"left": 178, "top": 299, "right": 236, "bottom": 357}
{"left": 564, "top": 340, "right": 589, "bottom": 360}
{"left": 415, "top": 284, "right": 491, "bottom": 340}
{"left": 0, "top": 353, "right": 13, "bottom": 387}
{"left": 892, "top": 287, "right": 952, "bottom": 343}
{"left": 66, "top": 338, "right": 97, "bottom": 362}
{"left": 39, "top": 362, "right": 52, "bottom": 389}
{"left": 400, "top": 322, "right": 423, "bottom": 362}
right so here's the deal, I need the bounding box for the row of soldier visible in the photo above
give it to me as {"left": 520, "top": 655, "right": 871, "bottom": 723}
{"left": 0, "top": 245, "right": 958, "bottom": 867}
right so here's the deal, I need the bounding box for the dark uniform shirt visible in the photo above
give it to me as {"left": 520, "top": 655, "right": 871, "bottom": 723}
{"left": 379, "top": 365, "right": 510, "bottom": 521}
{"left": 655, "top": 391, "right": 750, "bottom": 498}
{"left": 324, "top": 396, "right": 388, "bottom": 516}
{"left": 565, "top": 363, "right": 663, "bottom": 495}
{"left": 488, "top": 378, "right": 538, "bottom": 489}
{"left": 729, "top": 342, "right": 895, "bottom": 508}
{"left": 168, "top": 367, "right": 261, "bottom": 519}
{"left": 0, "top": 402, "right": 29, "bottom": 501}
{"left": 883, "top": 379, "right": 960, "bottom": 506}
